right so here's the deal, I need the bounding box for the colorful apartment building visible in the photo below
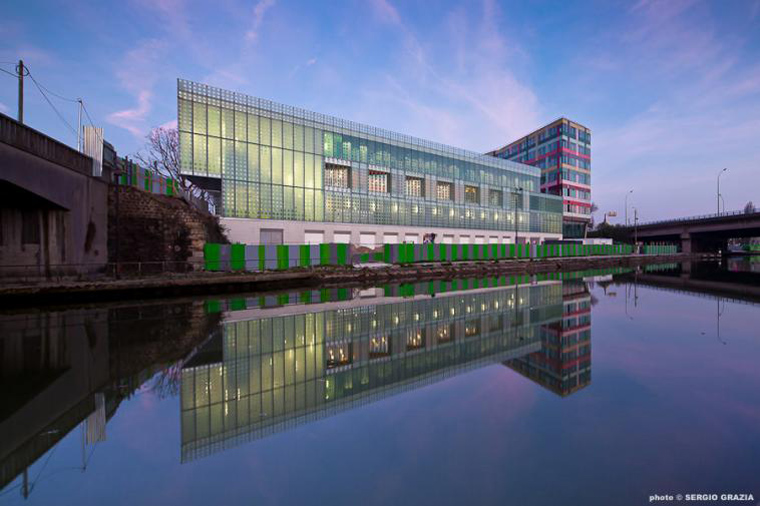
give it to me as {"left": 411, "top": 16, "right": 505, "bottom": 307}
{"left": 488, "top": 118, "right": 592, "bottom": 239}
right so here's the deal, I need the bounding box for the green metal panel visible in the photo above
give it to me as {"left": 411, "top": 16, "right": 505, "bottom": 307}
{"left": 384, "top": 244, "right": 392, "bottom": 264}
{"left": 258, "top": 245, "right": 266, "bottom": 271}
{"left": 230, "top": 298, "right": 246, "bottom": 311}
{"left": 300, "top": 245, "right": 311, "bottom": 266}
{"left": 337, "top": 288, "right": 348, "bottom": 300}
{"left": 427, "top": 243, "right": 434, "bottom": 261}
{"left": 320, "top": 244, "right": 331, "bottom": 265}
{"left": 336, "top": 243, "right": 348, "bottom": 265}
{"left": 277, "top": 245, "right": 289, "bottom": 270}
{"left": 204, "top": 243, "right": 221, "bottom": 271}
{"left": 300, "top": 291, "right": 312, "bottom": 304}
{"left": 205, "top": 300, "right": 222, "bottom": 313}
{"left": 231, "top": 243, "right": 245, "bottom": 271}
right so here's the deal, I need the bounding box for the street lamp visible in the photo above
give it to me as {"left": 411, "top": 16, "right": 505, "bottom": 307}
{"left": 632, "top": 206, "right": 639, "bottom": 253}
{"left": 717, "top": 168, "right": 727, "bottom": 215}
{"left": 513, "top": 187, "right": 524, "bottom": 245}
{"left": 625, "top": 190, "right": 633, "bottom": 226}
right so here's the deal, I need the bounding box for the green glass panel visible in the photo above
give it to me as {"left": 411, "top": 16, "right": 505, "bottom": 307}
{"left": 193, "top": 101, "right": 207, "bottom": 134}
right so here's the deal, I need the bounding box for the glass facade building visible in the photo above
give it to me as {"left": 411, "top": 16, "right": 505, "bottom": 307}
{"left": 177, "top": 79, "right": 563, "bottom": 245}
{"left": 488, "top": 118, "right": 592, "bottom": 239}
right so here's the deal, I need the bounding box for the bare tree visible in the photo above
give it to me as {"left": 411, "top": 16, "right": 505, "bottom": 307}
{"left": 134, "top": 127, "right": 214, "bottom": 211}
{"left": 744, "top": 201, "right": 755, "bottom": 214}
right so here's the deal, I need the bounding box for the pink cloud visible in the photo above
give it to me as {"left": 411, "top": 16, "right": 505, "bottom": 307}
{"left": 107, "top": 90, "right": 152, "bottom": 137}
{"left": 245, "top": 0, "right": 277, "bottom": 43}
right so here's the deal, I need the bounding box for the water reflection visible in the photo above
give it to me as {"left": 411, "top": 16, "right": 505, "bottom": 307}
{"left": 180, "top": 277, "right": 571, "bottom": 462}
{"left": 0, "top": 303, "right": 220, "bottom": 497}
{"left": 4, "top": 262, "right": 756, "bottom": 502}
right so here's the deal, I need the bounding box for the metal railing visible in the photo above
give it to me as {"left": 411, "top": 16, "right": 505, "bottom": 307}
{"left": 635, "top": 208, "right": 759, "bottom": 227}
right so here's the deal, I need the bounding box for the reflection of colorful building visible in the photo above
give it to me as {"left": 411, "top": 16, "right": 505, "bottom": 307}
{"left": 179, "top": 279, "right": 567, "bottom": 462}
{"left": 505, "top": 281, "right": 592, "bottom": 396}
{"left": 487, "top": 118, "right": 592, "bottom": 239}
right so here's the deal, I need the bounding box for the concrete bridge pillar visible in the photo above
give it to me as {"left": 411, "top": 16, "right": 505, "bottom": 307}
{"left": 680, "top": 232, "right": 692, "bottom": 254}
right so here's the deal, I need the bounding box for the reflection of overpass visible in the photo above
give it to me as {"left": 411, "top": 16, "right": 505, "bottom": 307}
{"left": 617, "top": 270, "right": 760, "bottom": 306}
{"left": 628, "top": 211, "right": 760, "bottom": 253}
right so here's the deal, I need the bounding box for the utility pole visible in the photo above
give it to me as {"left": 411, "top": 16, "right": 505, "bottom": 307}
{"left": 77, "top": 99, "right": 83, "bottom": 152}
{"left": 17, "top": 59, "right": 24, "bottom": 123}
{"left": 625, "top": 189, "right": 633, "bottom": 226}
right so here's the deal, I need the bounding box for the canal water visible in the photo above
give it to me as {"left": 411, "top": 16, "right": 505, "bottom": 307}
{"left": 1, "top": 261, "right": 759, "bottom": 506}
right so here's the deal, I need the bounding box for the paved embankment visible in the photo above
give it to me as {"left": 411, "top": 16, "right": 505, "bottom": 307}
{"left": 0, "top": 253, "right": 714, "bottom": 307}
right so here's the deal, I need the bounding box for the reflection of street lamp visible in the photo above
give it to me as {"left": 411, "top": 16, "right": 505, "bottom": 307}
{"left": 625, "top": 190, "right": 633, "bottom": 226}
{"left": 717, "top": 298, "right": 727, "bottom": 345}
{"left": 717, "top": 168, "right": 727, "bottom": 215}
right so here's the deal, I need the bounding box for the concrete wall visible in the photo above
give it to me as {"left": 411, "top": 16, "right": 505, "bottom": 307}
{"left": 221, "top": 217, "right": 562, "bottom": 246}
{"left": 0, "top": 118, "right": 108, "bottom": 278}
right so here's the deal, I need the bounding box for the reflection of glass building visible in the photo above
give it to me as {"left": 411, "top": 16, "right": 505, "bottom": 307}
{"left": 177, "top": 80, "right": 563, "bottom": 246}
{"left": 179, "top": 280, "right": 566, "bottom": 462}
{"left": 487, "top": 118, "right": 592, "bottom": 239}
{"left": 505, "top": 281, "right": 592, "bottom": 396}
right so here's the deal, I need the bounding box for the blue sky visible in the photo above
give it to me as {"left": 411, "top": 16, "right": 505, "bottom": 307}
{"left": 1, "top": 0, "right": 759, "bottom": 222}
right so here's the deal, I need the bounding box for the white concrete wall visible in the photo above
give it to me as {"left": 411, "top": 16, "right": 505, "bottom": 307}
{"left": 220, "top": 217, "right": 562, "bottom": 246}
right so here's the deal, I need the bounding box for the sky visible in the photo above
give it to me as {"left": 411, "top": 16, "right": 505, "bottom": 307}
{"left": 1, "top": 0, "right": 759, "bottom": 223}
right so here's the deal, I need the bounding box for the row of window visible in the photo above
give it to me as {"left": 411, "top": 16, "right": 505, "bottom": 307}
{"left": 504, "top": 122, "right": 591, "bottom": 157}
{"left": 322, "top": 131, "right": 536, "bottom": 188}
{"left": 323, "top": 164, "right": 538, "bottom": 210}
{"left": 561, "top": 155, "right": 591, "bottom": 170}
{"left": 219, "top": 181, "right": 563, "bottom": 233}
{"left": 561, "top": 169, "right": 591, "bottom": 185}
{"left": 562, "top": 187, "right": 591, "bottom": 200}
{"left": 565, "top": 204, "right": 591, "bottom": 215}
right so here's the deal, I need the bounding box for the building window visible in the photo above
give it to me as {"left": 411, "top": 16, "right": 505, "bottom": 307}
{"left": 436, "top": 181, "right": 453, "bottom": 201}
{"left": 22, "top": 210, "right": 40, "bottom": 245}
{"left": 489, "top": 189, "right": 503, "bottom": 207}
{"left": 325, "top": 163, "right": 350, "bottom": 189}
{"left": 369, "top": 336, "right": 390, "bottom": 358}
{"left": 369, "top": 169, "right": 390, "bottom": 193}
{"left": 406, "top": 330, "right": 425, "bottom": 351}
{"left": 405, "top": 176, "right": 424, "bottom": 197}
{"left": 326, "top": 343, "right": 352, "bottom": 368}
{"left": 464, "top": 185, "right": 479, "bottom": 204}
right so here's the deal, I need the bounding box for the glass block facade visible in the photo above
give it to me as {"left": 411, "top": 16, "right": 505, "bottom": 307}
{"left": 488, "top": 118, "right": 591, "bottom": 239}
{"left": 178, "top": 79, "right": 563, "bottom": 237}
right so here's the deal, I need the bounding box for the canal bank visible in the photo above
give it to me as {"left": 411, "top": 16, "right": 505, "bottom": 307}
{"left": 0, "top": 253, "right": 712, "bottom": 307}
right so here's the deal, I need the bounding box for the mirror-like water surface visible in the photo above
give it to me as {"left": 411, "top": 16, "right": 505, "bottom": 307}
{"left": 2, "top": 262, "right": 759, "bottom": 506}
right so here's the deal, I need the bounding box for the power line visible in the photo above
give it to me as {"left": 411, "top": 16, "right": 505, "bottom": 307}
{"left": 27, "top": 70, "right": 78, "bottom": 103}
{"left": 0, "top": 67, "right": 17, "bottom": 77}
{"left": 81, "top": 100, "right": 105, "bottom": 145}
{"left": 28, "top": 72, "right": 78, "bottom": 139}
